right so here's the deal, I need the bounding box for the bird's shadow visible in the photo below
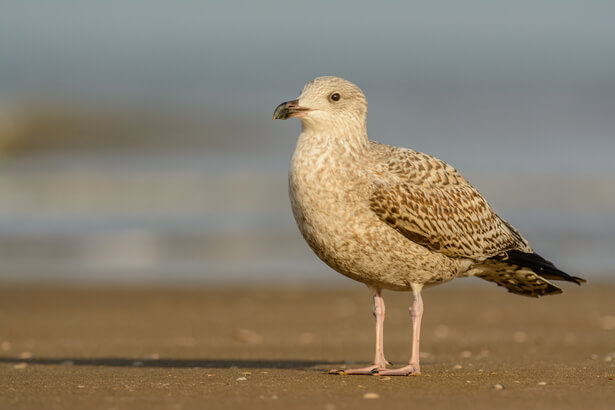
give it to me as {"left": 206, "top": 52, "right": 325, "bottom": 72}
{"left": 0, "top": 356, "right": 334, "bottom": 370}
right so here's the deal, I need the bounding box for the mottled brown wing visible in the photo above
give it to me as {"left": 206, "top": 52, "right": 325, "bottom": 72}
{"left": 369, "top": 141, "right": 472, "bottom": 189}
{"left": 369, "top": 179, "right": 531, "bottom": 259}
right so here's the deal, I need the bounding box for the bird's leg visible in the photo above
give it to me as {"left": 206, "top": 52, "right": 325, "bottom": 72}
{"left": 329, "top": 287, "right": 390, "bottom": 375}
{"left": 375, "top": 284, "right": 423, "bottom": 376}
{"left": 372, "top": 287, "right": 391, "bottom": 368}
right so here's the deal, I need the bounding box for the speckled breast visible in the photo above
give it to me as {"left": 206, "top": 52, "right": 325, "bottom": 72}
{"left": 288, "top": 145, "right": 462, "bottom": 290}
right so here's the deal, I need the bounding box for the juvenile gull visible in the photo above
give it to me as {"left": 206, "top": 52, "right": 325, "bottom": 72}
{"left": 273, "top": 76, "right": 585, "bottom": 376}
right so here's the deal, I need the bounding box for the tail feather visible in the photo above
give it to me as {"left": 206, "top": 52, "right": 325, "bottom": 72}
{"left": 495, "top": 250, "right": 586, "bottom": 285}
{"left": 468, "top": 260, "right": 562, "bottom": 297}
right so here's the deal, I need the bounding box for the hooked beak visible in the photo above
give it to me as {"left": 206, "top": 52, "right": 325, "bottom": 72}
{"left": 272, "top": 99, "right": 311, "bottom": 120}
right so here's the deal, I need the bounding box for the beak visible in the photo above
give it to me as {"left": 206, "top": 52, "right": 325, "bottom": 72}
{"left": 272, "top": 99, "right": 311, "bottom": 120}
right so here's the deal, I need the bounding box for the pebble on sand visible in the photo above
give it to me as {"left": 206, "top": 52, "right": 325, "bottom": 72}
{"left": 13, "top": 362, "right": 28, "bottom": 369}
{"left": 236, "top": 377, "right": 248, "bottom": 381}
{"left": 600, "top": 315, "right": 615, "bottom": 330}
{"left": 493, "top": 384, "right": 505, "bottom": 390}
{"left": 363, "top": 392, "right": 380, "bottom": 399}
{"left": 232, "top": 328, "right": 263, "bottom": 344}
{"left": 513, "top": 331, "right": 528, "bottom": 343}
{"left": 298, "top": 332, "right": 316, "bottom": 345}
{"left": 434, "top": 325, "right": 450, "bottom": 339}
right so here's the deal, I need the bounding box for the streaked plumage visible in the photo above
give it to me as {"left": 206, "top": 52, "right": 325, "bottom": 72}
{"left": 273, "top": 76, "right": 584, "bottom": 376}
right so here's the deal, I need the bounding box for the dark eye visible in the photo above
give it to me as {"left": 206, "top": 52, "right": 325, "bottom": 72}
{"left": 330, "top": 92, "right": 341, "bottom": 102}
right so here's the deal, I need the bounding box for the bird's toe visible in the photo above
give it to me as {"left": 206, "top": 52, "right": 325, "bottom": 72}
{"left": 373, "top": 364, "right": 421, "bottom": 376}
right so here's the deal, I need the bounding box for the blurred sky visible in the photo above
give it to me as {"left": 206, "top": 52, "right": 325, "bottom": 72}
{"left": 0, "top": 1, "right": 614, "bottom": 284}
{"left": 2, "top": 1, "right": 614, "bottom": 169}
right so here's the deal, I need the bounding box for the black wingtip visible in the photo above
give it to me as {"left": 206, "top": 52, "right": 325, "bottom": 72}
{"left": 496, "top": 250, "right": 586, "bottom": 285}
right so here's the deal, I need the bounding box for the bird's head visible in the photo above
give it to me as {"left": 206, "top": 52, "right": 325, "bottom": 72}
{"left": 273, "top": 76, "right": 368, "bottom": 133}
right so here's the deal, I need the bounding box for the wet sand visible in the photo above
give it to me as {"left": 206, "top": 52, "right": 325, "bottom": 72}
{"left": 1, "top": 282, "right": 614, "bottom": 409}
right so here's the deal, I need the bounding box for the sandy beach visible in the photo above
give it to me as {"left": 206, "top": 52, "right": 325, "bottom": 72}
{"left": 1, "top": 282, "right": 614, "bottom": 409}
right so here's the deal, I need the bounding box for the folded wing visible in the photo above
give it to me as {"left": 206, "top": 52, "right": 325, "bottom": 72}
{"left": 369, "top": 143, "right": 531, "bottom": 260}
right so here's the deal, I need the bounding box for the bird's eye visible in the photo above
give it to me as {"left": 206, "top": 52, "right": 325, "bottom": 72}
{"left": 330, "top": 93, "right": 341, "bottom": 102}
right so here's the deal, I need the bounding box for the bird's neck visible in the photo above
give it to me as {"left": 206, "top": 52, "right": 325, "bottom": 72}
{"left": 297, "top": 120, "right": 369, "bottom": 159}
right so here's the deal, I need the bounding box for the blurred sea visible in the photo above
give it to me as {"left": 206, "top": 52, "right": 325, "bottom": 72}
{"left": 1, "top": 122, "right": 613, "bottom": 284}
{"left": 0, "top": 1, "right": 613, "bottom": 283}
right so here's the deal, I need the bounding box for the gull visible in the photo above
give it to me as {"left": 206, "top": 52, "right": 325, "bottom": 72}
{"left": 272, "top": 76, "right": 585, "bottom": 376}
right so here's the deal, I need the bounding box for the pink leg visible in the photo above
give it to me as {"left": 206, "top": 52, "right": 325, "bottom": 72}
{"left": 329, "top": 287, "right": 390, "bottom": 375}
{"left": 372, "top": 288, "right": 390, "bottom": 368}
{"left": 375, "top": 284, "right": 423, "bottom": 376}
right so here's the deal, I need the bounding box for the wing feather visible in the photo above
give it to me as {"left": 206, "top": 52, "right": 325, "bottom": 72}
{"left": 369, "top": 142, "right": 531, "bottom": 259}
